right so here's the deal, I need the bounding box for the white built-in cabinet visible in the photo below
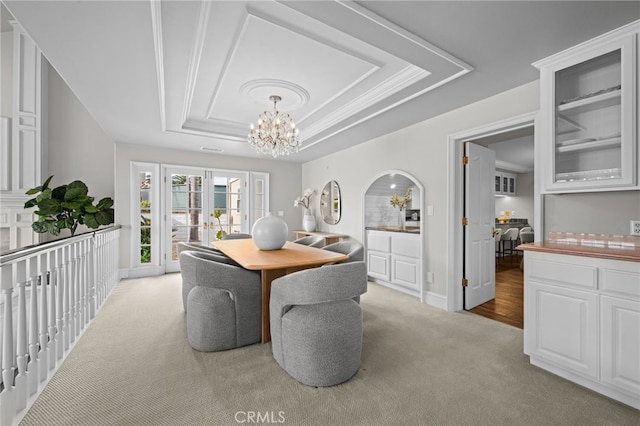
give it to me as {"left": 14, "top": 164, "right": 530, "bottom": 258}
{"left": 0, "top": 22, "right": 45, "bottom": 251}
{"left": 524, "top": 251, "right": 640, "bottom": 409}
{"left": 366, "top": 230, "right": 421, "bottom": 297}
{"left": 495, "top": 171, "right": 516, "bottom": 196}
{"left": 534, "top": 20, "right": 639, "bottom": 193}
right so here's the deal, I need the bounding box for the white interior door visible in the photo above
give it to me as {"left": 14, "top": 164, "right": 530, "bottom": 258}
{"left": 464, "top": 142, "right": 496, "bottom": 309}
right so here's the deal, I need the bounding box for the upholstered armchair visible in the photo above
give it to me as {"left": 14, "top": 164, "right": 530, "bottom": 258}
{"left": 177, "top": 241, "right": 223, "bottom": 256}
{"left": 270, "top": 261, "right": 368, "bottom": 386}
{"left": 321, "top": 241, "right": 364, "bottom": 263}
{"left": 179, "top": 251, "right": 261, "bottom": 351}
{"left": 293, "top": 235, "right": 325, "bottom": 247}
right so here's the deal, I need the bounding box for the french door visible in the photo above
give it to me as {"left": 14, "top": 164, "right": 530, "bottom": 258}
{"left": 164, "top": 167, "right": 248, "bottom": 272}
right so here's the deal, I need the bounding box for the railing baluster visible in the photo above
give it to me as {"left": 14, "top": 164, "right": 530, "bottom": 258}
{"left": 15, "top": 259, "right": 28, "bottom": 411}
{"left": 27, "top": 257, "right": 39, "bottom": 395}
{"left": 1, "top": 263, "right": 15, "bottom": 390}
{"left": 37, "top": 252, "right": 49, "bottom": 384}
{"left": 47, "top": 251, "right": 57, "bottom": 371}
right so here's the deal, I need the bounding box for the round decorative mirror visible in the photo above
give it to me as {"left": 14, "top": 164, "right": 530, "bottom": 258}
{"left": 320, "top": 180, "right": 341, "bottom": 225}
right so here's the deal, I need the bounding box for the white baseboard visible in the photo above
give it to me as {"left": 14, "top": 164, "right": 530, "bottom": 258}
{"left": 121, "top": 266, "right": 164, "bottom": 279}
{"left": 423, "top": 291, "right": 447, "bottom": 310}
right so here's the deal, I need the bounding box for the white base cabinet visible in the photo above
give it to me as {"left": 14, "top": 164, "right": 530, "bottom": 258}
{"left": 524, "top": 251, "right": 640, "bottom": 409}
{"left": 366, "top": 230, "right": 421, "bottom": 297}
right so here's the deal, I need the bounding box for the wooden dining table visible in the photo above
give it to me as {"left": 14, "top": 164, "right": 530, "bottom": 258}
{"left": 213, "top": 239, "right": 348, "bottom": 343}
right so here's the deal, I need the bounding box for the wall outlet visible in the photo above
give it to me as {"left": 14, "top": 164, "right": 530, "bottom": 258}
{"left": 277, "top": 211, "right": 284, "bottom": 217}
{"left": 631, "top": 220, "right": 640, "bottom": 236}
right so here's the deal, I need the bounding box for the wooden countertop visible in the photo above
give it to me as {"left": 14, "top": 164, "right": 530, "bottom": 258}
{"left": 518, "top": 242, "right": 640, "bottom": 262}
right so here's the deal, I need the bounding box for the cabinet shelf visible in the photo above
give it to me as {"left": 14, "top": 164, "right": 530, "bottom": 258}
{"left": 556, "top": 137, "right": 621, "bottom": 153}
{"left": 555, "top": 167, "right": 621, "bottom": 183}
{"left": 557, "top": 87, "right": 621, "bottom": 113}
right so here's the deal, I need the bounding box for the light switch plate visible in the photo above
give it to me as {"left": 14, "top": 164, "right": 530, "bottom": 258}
{"left": 631, "top": 220, "right": 640, "bottom": 236}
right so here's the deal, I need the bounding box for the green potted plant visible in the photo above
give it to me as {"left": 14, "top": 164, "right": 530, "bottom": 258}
{"left": 24, "top": 175, "right": 115, "bottom": 236}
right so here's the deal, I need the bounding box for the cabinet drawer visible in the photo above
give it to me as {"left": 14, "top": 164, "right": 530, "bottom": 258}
{"left": 601, "top": 268, "right": 640, "bottom": 299}
{"left": 528, "top": 258, "right": 597, "bottom": 290}
{"left": 367, "top": 232, "right": 390, "bottom": 252}
{"left": 392, "top": 234, "right": 420, "bottom": 258}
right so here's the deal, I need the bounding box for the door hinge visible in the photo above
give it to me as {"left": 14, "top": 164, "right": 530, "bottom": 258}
{"left": 462, "top": 217, "right": 469, "bottom": 226}
{"left": 462, "top": 155, "right": 469, "bottom": 165}
{"left": 462, "top": 278, "right": 468, "bottom": 287}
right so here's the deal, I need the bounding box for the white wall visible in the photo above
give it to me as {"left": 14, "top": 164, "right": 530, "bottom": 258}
{"left": 544, "top": 191, "right": 640, "bottom": 236}
{"left": 495, "top": 171, "right": 534, "bottom": 224}
{"left": 302, "top": 81, "right": 541, "bottom": 298}
{"left": 114, "top": 144, "right": 302, "bottom": 270}
{"left": 47, "top": 63, "right": 115, "bottom": 198}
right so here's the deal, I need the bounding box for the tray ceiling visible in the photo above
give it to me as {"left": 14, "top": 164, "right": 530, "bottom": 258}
{"left": 159, "top": 1, "right": 469, "bottom": 149}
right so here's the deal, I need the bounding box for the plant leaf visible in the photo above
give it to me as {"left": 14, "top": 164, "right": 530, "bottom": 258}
{"left": 95, "top": 209, "right": 114, "bottom": 225}
{"left": 64, "top": 187, "right": 85, "bottom": 201}
{"left": 52, "top": 185, "right": 68, "bottom": 200}
{"left": 84, "top": 205, "right": 99, "bottom": 213}
{"left": 37, "top": 198, "right": 62, "bottom": 215}
{"left": 24, "top": 198, "right": 38, "bottom": 208}
{"left": 66, "top": 180, "right": 88, "bottom": 196}
{"left": 96, "top": 197, "right": 114, "bottom": 209}
{"left": 41, "top": 175, "right": 54, "bottom": 191}
{"left": 35, "top": 188, "right": 52, "bottom": 203}
{"left": 84, "top": 213, "right": 99, "bottom": 229}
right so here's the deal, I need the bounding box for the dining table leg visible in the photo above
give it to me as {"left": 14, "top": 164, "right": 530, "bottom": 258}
{"left": 260, "top": 268, "right": 287, "bottom": 343}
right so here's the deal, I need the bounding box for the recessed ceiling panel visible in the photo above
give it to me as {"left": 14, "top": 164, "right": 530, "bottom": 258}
{"left": 207, "top": 13, "right": 377, "bottom": 122}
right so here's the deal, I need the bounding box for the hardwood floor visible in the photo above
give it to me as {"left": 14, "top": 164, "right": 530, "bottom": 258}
{"left": 468, "top": 254, "right": 524, "bottom": 329}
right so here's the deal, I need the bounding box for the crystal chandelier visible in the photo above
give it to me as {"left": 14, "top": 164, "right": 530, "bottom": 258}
{"left": 248, "top": 95, "right": 301, "bottom": 158}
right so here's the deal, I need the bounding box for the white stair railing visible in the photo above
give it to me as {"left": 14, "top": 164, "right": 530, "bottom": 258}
{"left": 0, "top": 226, "right": 120, "bottom": 425}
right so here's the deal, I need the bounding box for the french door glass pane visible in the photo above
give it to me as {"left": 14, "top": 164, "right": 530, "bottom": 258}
{"left": 171, "top": 174, "right": 204, "bottom": 260}
{"left": 139, "top": 171, "right": 152, "bottom": 264}
{"left": 212, "top": 176, "right": 243, "bottom": 238}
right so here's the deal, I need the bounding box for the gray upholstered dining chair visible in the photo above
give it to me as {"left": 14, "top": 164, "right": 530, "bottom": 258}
{"left": 269, "top": 261, "right": 368, "bottom": 387}
{"left": 177, "top": 241, "right": 223, "bottom": 256}
{"left": 179, "top": 251, "right": 261, "bottom": 351}
{"left": 321, "top": 240, "right": 364, "bottom": 263}
{"left": 293, "top": 235, "right": 325, "bottom": 248}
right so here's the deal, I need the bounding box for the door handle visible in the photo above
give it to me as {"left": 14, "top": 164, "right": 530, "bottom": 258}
{"left": 492, "top": 228, "right": 500, "bottom": 237}
{"left": 203, "top": 222, "right": 208, "bottom": 230}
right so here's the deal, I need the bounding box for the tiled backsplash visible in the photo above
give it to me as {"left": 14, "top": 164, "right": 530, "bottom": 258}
{"left": 548, "top": 231, "right": 639, "bottom": 248}
{"left": 365, "top": 195, "right": 406, "bottom": 227}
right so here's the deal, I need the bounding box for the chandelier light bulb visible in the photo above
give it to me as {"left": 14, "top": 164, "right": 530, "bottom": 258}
{"left": 248, "top": 95, "right": 302, "bottom": 158}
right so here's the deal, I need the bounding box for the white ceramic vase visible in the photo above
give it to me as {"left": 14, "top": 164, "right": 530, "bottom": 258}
{"left": 251, "top": 212, "right": 288, "bottom": 250}
{"left": 303, "top": 209, "right": 316, "bottom": 232}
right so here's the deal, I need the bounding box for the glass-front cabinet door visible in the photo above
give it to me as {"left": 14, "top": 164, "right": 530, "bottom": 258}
{"left": 534, "top": 24, "right": 638, "bottom": 192}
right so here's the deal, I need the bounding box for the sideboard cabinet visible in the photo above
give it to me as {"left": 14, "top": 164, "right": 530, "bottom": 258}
{"left": 534, "top": 21, "right": 639, "bottom": 193}
{"left": 366, "top": 229, "right": 421, "bottom": 298}
{"left": 524, "top": 250, "right": 640, "bottom": 409}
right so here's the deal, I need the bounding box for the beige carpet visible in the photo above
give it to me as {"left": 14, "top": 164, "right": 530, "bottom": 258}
{"left": 20, "top": 274, "right": 639, "bottom": 426}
